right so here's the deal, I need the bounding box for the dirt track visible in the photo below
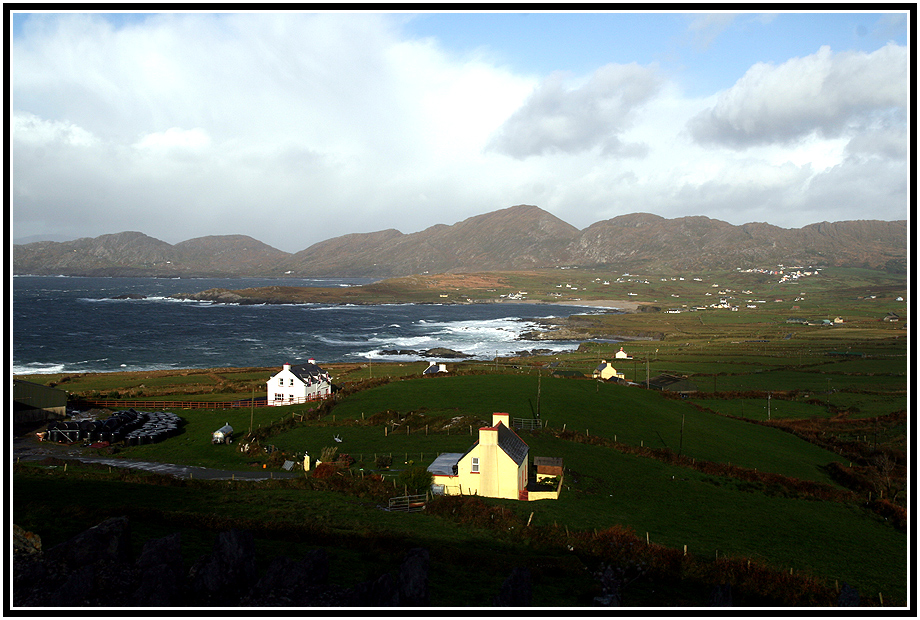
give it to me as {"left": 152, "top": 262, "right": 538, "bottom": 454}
{"left": 12, "top": 433, "right": 299, "bottom": 481}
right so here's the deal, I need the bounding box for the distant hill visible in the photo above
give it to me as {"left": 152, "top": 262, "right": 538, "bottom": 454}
{"left": 12, "top": 232, "right": 289, "bottom": 277}
{"left": 13, "top": 206, "right": 907, "bottom": 277}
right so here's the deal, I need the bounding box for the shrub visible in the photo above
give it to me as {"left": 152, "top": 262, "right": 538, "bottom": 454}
{"left": 374, "top": 454, "right": 392, "bottom": 469}
{"left": 397, "top": 465, "right": 433, "bottom": 493}
{"left": 312, "top": 463, "right": 338, "bottom": 480}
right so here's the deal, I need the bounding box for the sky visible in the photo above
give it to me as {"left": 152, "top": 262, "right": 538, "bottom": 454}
{"left": 10, "top": 10, "right": 910, "bottom": 253}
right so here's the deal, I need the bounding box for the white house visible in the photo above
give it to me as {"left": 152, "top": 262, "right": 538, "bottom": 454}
{"left": 266, "top": 360, "right": 332, "bottom": 406}
{"left": 423, "top": 362, "right": 448, "bottom": 375}
{"left": 614, "top": 347, "right": 632, "bottom": 360}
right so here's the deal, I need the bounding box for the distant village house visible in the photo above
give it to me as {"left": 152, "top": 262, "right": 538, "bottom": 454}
{"left": 614, "top": 347, "right": 632, "bottom": 360}
{"left": 423, "top": 362, "right": 448, "bottom": 375}
{"left": 592, "top": 361, "right": 625, "bottom": 381}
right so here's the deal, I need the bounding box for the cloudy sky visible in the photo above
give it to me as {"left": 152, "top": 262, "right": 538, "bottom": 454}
{"left": 11, "top": 10, "right": 909, "bottom": 252}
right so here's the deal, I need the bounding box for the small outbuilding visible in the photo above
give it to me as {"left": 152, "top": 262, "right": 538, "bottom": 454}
{"left": 647, "top": 374, "right": 698, "bottom": 394}
{"left": 13, "top": 379, "right": 67, "bottom": 425}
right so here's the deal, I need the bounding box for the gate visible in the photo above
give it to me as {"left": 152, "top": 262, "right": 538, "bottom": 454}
{"left": 388, "top": 494, "right": 428, "bottom": 512}
{"left": 512, "top": 418, "right": 544, "bottom": 431}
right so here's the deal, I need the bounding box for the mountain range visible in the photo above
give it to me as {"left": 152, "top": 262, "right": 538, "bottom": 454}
{"left": 12, "top": 205, "right": 907, "bottom": 277}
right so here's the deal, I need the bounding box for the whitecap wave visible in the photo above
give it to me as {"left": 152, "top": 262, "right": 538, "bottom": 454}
{"left": 13, "top": 362, "right": 66, "bottom": 375}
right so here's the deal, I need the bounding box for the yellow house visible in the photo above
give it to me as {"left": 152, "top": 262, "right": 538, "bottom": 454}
{"left": 428, "top": 412, "right": 530, "bottom": 501}
{"left": 592, "top": 360, "right": 625, "bottom": 381}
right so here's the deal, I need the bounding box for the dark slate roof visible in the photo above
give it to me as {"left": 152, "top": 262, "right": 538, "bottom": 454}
{"left": 648, "top": 374, "right": 698, "bottom": 392}
{"left": 533, "top": 456, "right": 563, "bottom": 468}
{"left": 496, "top": 423, "right": 528, "bottom": 466}
{"left": 289, "top": 362, "right": 329, "bottom": 383}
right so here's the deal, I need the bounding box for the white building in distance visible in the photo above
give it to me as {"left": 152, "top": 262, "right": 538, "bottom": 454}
{"left": 267, "top": 360, "right": 332, "bottom": 406}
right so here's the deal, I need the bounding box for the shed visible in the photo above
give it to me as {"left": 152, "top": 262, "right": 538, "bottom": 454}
{"left": 647, "top": 374, "right": 699, "bottom": 394}
{"left": 533, "top": 456, "right": 563, "bottom": 478}
{"left": 13, "top": 379, "right": 67, "bottom": 425}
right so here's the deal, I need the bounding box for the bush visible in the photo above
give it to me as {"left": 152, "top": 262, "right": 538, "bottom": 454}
{"left": 397, "top": 465, "right": 433, "bottom": 493}
{"left": 312, "top": 463, "right": 338, "bottom": 480}
{"left": 374, "top": 454, "right": 392, "bottom": 469}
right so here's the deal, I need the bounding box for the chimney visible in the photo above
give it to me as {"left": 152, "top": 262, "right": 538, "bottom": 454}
{"left": 283, "top": 363, "right": 291, "bottom": 371}
{"left": 308, "top": 358, "right": 316, "bottom": 365}
{"left": 492, "top": 412, "right": 510, "bottom": 428}
{"left": 479, "top": 425, "right": 498, "bottom": 446}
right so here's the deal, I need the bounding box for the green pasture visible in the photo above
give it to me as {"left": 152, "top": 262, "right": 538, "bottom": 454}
{"left": 705, "top": 369, "right": 905, "bottom": 393}
{"left": 110, "top": 404, "right": 319, "bottom": 470}
{"left": 494, "top": 434, "right": 905, "bottom": 602}
{"left": 318, "top": 375, "right": 847, "bottom": 485}
{"left": 819, "top": 392, "right": 908, "bottom": 420}
{"left": 691, "top": 397, "right": 831, "bottom": 421}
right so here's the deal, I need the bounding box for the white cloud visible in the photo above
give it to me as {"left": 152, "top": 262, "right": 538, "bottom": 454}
{"left": 486, "top": 63, "right": 662, "bottom": 158}
{"left": 134, "top": 127, "right": 211, "bottom": 151}
{"left": 12, "top": 111, "right": 99, "bottom": 147}
{"left": 688, "top": 43, "right": 907, "bottom": 149}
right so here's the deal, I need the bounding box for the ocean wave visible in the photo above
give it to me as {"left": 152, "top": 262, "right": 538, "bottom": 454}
{"left": 13, "top": 362, "right": 67, "bottom": 375}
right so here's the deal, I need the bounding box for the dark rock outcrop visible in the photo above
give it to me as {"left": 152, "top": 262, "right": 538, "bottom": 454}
{"left": 12, "top": 518, "right": 430, "bottom": 608}
{"left": 187, "top": 529, "right": 257, "bottom": 606}
{"left": 422, "top": 347, "right": 471, "bottom": 358}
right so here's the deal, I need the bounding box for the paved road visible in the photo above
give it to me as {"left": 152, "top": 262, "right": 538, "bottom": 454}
{"left": 12, "top": 434, "right": 300, "bottom": 481}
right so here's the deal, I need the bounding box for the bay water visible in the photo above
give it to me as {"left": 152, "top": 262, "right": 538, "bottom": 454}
{"left": 12, "top": 276, "right": 613, "bottom": 375}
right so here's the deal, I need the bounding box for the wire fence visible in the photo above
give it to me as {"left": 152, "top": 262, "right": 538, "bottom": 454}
{"left": 72, "top": 394, "right": 331, "bottom": 411}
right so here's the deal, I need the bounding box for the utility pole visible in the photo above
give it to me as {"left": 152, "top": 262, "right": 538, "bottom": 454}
{"left": 249, "top": 386, "right": 255, "bottom": 435}
{"left": 678, "top": 414, "right": 685, "bottom": 457}
{"left": 646, "top": 358, "right": 650, "bottom": 389}
{"left": 767, "top": 391, "right": 771, "bottom": 420}
{"left": 536, "top": 366, "right": 542, "bottom": 419}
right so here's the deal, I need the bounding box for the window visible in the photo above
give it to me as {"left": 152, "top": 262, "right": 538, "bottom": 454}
{"left": 290, "top": 378, "right": 295, "bottom": 386}
{"left": 471, "top": 457, "right": 479, "bottom": 473}
{"left": 274, "top": 393, "right": 283, "bottom": 401}
{"left": 278, "top": 378, "right": 284, "bottom": 385}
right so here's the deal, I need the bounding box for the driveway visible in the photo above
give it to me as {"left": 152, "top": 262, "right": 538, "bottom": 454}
{"left": 12, "top": 433, "right": 300, "bottom": 481}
